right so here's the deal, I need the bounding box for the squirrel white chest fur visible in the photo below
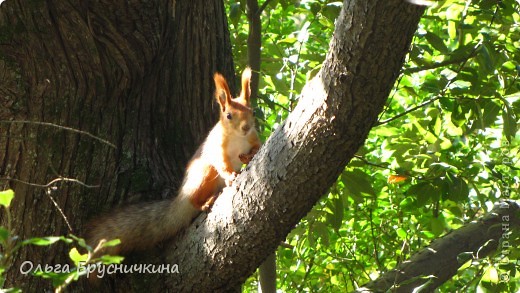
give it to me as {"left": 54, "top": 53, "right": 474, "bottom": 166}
{"left": 202, "top": 122, "right": 254, "bottom": 172}
{"left": 226, "top": 131, "right": 256, "bottom": 171}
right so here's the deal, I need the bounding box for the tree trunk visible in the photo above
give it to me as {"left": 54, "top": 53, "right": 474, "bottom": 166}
{"left": 356, "top": 200, "right": 520, "bottom": 292}
{"left": 0, "top": 0, "right": 234, "bottom": 291}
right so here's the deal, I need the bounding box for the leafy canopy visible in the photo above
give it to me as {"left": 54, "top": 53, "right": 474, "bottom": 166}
{"left": 227, "top": 0, "right": 519, "bottom": 291}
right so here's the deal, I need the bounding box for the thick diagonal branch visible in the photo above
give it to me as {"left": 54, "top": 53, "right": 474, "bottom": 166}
{"left": 356, "top": 200, "right": 520, "bottom": 292}
{"left": 164, "top": 1, "right": 425, "bottom": 291}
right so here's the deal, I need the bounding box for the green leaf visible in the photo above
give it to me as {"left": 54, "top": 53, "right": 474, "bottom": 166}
{"left": 481, "top": 266, "right": 499, "bottom": 283}
{"left": 321, "top": 3, "right": 342, "bottom": 22}
{"left": 502, "top": 105, "right": 517, "bottom": 143}
{"left": 102, "top": 239, "right": 121, "bottom": 248}
{"left": 430, "top": 216, "right": 446, "bottom": 236}
{"left": 448, "top": 20, "right": 457, "bottom": 40}
{"left": 476, "top": 43, "right": 496, "bottom": 75}
{"left": 449, "top": 80, "right": 472, "bottom": 93}
{"left": 277, "top": 37, "right": 298, "bottom": 45}
{"left": 478, "top": 99, "right": 501, "bottom": 129}
{"left": 69, "top": 234, "right": 89, "bottom": 249}
{"left": 399, "top": 197, "right": 415, "bottom": 209}
{"left": 309, "top": 2, "right": 320, "bottom": 15}
{"left": 342, "top": 169, "right": 376, "bottom": 201}
{"left": 69, "top": 247, "right": 88, "bottom": 265}
{"left": 309, "top": 222, "right": 329, "bottom": 247}
{"left": 229, "top": 3, "right": 242, "bottom": 27}
{"left": 327, "top": 197, "right": 344, "bottom": 232}
{"left": 425, "top": 162, "right": 451, "bottom": 179}
{"left": 396, "top": 228, "right": 408, "bottom": 239}
{"left": 407, "top": 182, "right": 438, "bottom": 206}
{"left": 451, "top": 102, "right": 466, "bottom": 127}
{"left": 23, "top": 236, "right": 63, "bottom": 246}
{"left": 412, "top": 120, "right": 437, "bottom": 144}
{"left": 373, "top": 126, "right": 400, "bottom": 137}
{"left": 502, "top": 60, "right": 516, "bottom": 70}
{"left": 445, "top": 173, "right": 469, "bottom": 202}
{"left": 0, "top": 227, "right": 9, "bottom": 242}
{"left": 425, "top": 32, "right": 449, "bottom": 53}
{"left": 0, "top": 189, "right": 14, "bottom": 208}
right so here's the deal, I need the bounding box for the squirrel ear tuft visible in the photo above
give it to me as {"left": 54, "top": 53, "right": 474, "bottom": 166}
{"left": 214, "top": 72, "right": 232, "bottom": 111}
{"left": 240, "top": 67, "right": 252, "bottom": 104}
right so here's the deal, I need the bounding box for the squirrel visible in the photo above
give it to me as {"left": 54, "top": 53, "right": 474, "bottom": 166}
{"left": 87, "top": 67, "right": 261, "bottom": 256}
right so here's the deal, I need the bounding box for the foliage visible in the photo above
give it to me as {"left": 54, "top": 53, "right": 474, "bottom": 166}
{"left": 0, "top": 189, "right": 123, "bottom": 292}
{"left": 227, "top": 0, "right": 519, "bottom": 291}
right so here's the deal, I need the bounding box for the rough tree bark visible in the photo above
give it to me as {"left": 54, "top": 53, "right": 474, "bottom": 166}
{"left": 0, "top": 0, "right": 234, "bottom": 291}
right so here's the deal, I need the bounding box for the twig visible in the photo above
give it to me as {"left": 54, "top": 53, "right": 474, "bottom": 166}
{"left": 369, "top": 207, "right": 383, "bottom": 271}
{"left": 403, "top": 51, "right": 478, "bottom": 74}
{"left": 46, "top": 189, "right": 73, "bottom": 232}
{"left": 279, "top": 241, "right": 293, "bottom": 249}
{"left": 256, "top": 0, "right": 273, "bottom": 18}
{"left": 378, "top": 38, "right": 482, "bottom": 126}
{"left": 353, "top": 155, "right": 392, "bottom": 170}
{"left": 1, "top": 177, "right": 100, "bottom": 232}
{"left": 0, "top": 120, "right": 116, "bottom": 149}
{"left": 0, "top": 177, "right": 100, "bottom": 189}
{"left": 297, "top": 254, "right": 315, "bottom": 292}
{"left": 376, "top": 96, "right": 441, "bottom": 126}
{"left": 379, "top": 0, "right": 488, "bottom": 126}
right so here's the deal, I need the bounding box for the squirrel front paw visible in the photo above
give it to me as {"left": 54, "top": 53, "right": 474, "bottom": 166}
{"left": 239, "top": 146, "right": 259, "bottom": 164}
{"left": 239, "top": 153, "right": 253, "bottom": 164}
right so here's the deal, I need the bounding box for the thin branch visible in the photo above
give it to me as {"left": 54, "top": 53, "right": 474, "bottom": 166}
{"left": 46, "top": 189, "right": 73, "bottom": 232}
{"left": 377, "top": 40, "right": 482, "bottom": 126}
{"left": 279, "top": 241, "right": 293, "bottom": 249}
{"left": 369, "top": 207, "right": 383, "bottom": 271}
{"left": 297, "top": 254, "right": 315, "bottom": 293}
{"left": 246, "top": 0, "right": 262, "bottom": 102}
{"left": 0, "top": 176, "right": 100, "bottom": 189}
{"left": 1, "top": 177, "right": 99, "bottom": 232}
{"left": 376, "top": 96, "right": 441, "bottom": 126}
{"left": 353, "top": 155, "right": 393, "bottom": 170}
{"left": 403, "top": 51, "right": 478, "bottom": 74}
{"left": 379, "top": 13, "right": 485, "bottom": 126}
{"left": 256, "top": 0, "right": 273, "bottom": 18}
{"left": 0, "top": 120, "right": 116, "bottom": 149}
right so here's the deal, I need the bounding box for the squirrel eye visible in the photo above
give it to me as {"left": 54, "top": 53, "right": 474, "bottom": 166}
{"left": 226, "top": 113, "right": 232, "bottom": 120}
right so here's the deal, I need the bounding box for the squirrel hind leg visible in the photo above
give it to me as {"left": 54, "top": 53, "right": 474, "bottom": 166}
{"left": 200, "top": 194, "right": 219, "bottom": 211}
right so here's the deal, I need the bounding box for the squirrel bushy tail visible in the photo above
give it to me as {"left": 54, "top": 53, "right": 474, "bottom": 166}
{"left": 87, "top": 190, "right": 199, "bottom": 256}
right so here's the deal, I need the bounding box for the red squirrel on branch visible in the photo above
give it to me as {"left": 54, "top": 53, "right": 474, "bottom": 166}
{"left": 87, "top": 68, "right": 261, "bottom": 255}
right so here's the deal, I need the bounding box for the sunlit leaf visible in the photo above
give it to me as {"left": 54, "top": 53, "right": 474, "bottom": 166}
{"left": 69, "top": 247, "right": 88, "bottom": 265}
{"left": 23, "top": 237, "right": 62, "bottom": 246}
{"left": 396, "top": 228, "right": 408, "bottom": 239}
{"left": 0, "top": 189, "right": 14, "bottom": 208}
